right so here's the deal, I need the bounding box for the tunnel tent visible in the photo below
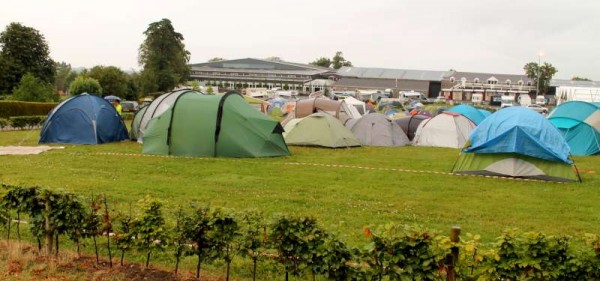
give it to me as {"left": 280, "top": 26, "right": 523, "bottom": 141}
{"left": 394, "top": 114, "right": 429, "bottom": 141}
{"left": 452, "top": 107, "right": 580, "bottom": 182}
{"left": 548, "top": 101, "right": 600, "bottom": 156}
{"left": 142, "top": 91, "right": 290, "bottom": 158}
{"left": 39, "top": 93, "right": 129, "bottom": 144}
{"left": 132, "top": 89, "right": 204, "bottom": 143}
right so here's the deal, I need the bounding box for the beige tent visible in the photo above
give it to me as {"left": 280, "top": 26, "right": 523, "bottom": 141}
{"left": 413, "top": 112, "right": 476, "bottom": 148}
{"left": 283, "top": 97, "right": 359, "bottom": 125}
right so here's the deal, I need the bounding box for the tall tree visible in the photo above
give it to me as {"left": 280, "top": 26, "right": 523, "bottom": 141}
{"left": 138, "top": 19, "right": 190, "bottom": 92}
{"left": 87, "top": 66, "right": 128, "bottom": 98}
{"left": 54, "top": 62, "right": 77, "bottom": 94}
{"left": 331, "top": 51, "right": 352, "bottom": 69}
{"left": 69, "top": 76, "right": 102, "bottom": 96}
{"left": 208, "top": 57, "right": 225, "bottom": 62}
{"left": 523, "top": 62, "right": 557, "bottom": 95}
{"left": 309, "top": 57, "right": 332, "bottom": 68}
{"left": 0, "top": 22, "right": 56, "bottom": 95}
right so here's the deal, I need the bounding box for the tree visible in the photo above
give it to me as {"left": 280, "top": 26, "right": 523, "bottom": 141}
{"left": 69, "top": 76, "right": 102, "bottom": 96}
{"left": 309, "top": 57, "right": 332, "bottom": 68}
{"left": 0, "top": 22, "right": 55, "bottom": 95}
{"left": 54, "top": 62, "right": 77, "bottom": 94}
{"left": 523, "top": 62, "right": 557, "bottom": 95}
{"left": 208, "top": 57, "right": 225, "bottom": 62}
{"left": 87, "top": 66, "right": 129, "bottom": 98}
{"left": 332, "top": 51, "right": 352, "bottom": 69}
{"left": 572, "top": 76, "right": 592, "bottom": 81}
{"left": 12, "top": 73, "right": 59, "bottom": 102}
{"left": 265, "top": 56, "right": 283, "bottom": 62}
{"left": 138, "top": 18, "right": 190, "bottom": 92}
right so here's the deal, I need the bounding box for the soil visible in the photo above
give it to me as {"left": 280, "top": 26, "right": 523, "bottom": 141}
{"left": 1, "top": 241, "right": 225, "bottom": 281}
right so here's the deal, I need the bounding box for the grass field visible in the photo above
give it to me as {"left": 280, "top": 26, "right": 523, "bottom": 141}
{"left": 2, "top": 128, "right": 599, "bottom": 246}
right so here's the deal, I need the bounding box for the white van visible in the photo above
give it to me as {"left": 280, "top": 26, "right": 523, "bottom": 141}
{"left": 535, "top": 95, "right": 546, "bottom": 105}
{"left": 398, "top": 91, "right": 429, "bottom": 103}
{"left": 471, "top": 93, "right": 483, "bottom": 105}
{"left": 501, "top": 95, "right": 515, "bottom": 108}
{"left": 518, "top": 94, "right": 532, "bottom": 106}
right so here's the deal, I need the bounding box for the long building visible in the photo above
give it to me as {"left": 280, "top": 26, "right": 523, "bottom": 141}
{"left": 189, "top": 58, "right": 336, "bottom": 93}
{"left": 332, "top": 67, "right": 452, "bottom": 97}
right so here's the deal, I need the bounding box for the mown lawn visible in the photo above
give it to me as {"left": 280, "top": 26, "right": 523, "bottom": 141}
{"left": 1, "top": 129, "right": 599, "bottom": 246}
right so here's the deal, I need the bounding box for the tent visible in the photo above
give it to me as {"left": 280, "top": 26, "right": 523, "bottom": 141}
{"left": 142, "top": 91, "right": 290, "bottom": 158}
{"left": 129, "top": 104, "right": 148, "bottom": 141}
{"left": 132, "top": 89, "right": 203, "bottom": 143}
{"left": 283, "top": 113, "right": 361, "bottom": 148}
{"left": 548, "top": 101, "right": 600, "bottom": 156}
{"left": 39, "top": 93, "right": 129, "bottom": 144}
{"left": 478, "top": 109, "right": 492, "bottom": 118}
{"left": 446, "top": 104, "right": 488, "bottom": 125}
{"left": 282, "top": 97, "right": 359, "bottom": 126}
{"left": 394, "top": 114, "right": 429, "bottom": 141}
{"left": 346, "top": 113, "right": 410, "bottom": 146}
{"left": 413, "top": 112, "right": 476, "bottom": 148}
{"left": 452, "top": 107, "right": 580, "bottom": 182}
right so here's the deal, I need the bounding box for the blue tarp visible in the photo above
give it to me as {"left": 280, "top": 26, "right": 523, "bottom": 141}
{"left": 465, "top": 106, "right": 572, "bottom": 163}
{"left": 39, "top": 93, "right": 129, "bottom": 144}
{"left": 548, "top": 101, "right": 600, "bottom": 156}
{"left": 447, "top": 105, "right": 488, "bottom": 125}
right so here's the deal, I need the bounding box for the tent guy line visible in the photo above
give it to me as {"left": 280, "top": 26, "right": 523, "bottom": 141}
{"left": 91, "top": 152, "right": 566, "bottom": 184}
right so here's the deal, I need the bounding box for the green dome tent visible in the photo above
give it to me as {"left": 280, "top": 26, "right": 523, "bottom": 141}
{"left": 142, "top": 92, "right": 290, "bottom": 158}
{"left": 283, "top": 113, "right": 361, "bottom": 148}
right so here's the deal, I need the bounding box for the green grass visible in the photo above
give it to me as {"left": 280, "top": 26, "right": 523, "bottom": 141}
{"left": 1, "top": 129, "right": 600, "bottom": 247}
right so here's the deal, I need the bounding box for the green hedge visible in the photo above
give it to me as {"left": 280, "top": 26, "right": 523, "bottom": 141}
{"left": 0, "top": 101, "right": 57, "bottom": 118}
{"left": 0, "top": 118, "right": 9, "bottom": 129}
{"left": 8, "top": 115, "right": 46, "bottom": 129}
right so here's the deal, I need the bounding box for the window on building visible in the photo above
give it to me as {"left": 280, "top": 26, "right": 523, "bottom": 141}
{"left": 474, "top": 78, "right": 480, "bottom": 83}
{"left": 450, "top": 77, "right": 455, "bottom": 83}
{"left": 518, "top": 80, "right": 523, "bottom": 86}
{"left": 505, "top": 80, "right": 511, "bottom": 85}
{"left": 527, "top": 81, "right": 532, "bottom": 86}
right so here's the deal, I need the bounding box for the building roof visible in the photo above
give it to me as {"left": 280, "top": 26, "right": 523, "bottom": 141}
{"left": 551, "top": 79, "right": 600, "bottom": 88}
{"left": 337, "top": 66, "right": 452, "bottom": 81}
{"left": 446, "top": 71, "right": 533, "bottom": 83}
{"left": 190, "top": 58, "right": 332, "bottom": 72}
{"left": 333, "top": 77, "right": 430, "bottom": 91}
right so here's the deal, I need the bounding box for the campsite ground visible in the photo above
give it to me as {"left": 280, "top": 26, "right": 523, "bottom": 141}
{"left": 1, "top": 129, "right": 599, "bottom": 279}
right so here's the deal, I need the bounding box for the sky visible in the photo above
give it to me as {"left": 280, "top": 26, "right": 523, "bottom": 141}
{"left": 1, "top": 0, "right": 599, "bottom": 80}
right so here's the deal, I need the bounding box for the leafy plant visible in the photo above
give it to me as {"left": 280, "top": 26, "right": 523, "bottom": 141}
{"left": 128, "top": 196, "right": 167, "bottom": 268}
{"left": 239, "top": 210, "right": 267, "bottom": 281}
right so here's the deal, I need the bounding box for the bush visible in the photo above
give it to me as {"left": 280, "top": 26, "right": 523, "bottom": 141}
{"left": 12, "top": 73, "right": 59, "bottom": 102}
{"left": 0, "top": 118, "right": 9, "bottom": 129}
{"left": 69, "top": 76, "right": 102, "bottom": 96}
{"left": 0, "top": 101, "right": 56, "bottom": 118}
{"left": 9, "top": 115, "right": 46, "bottom": 129}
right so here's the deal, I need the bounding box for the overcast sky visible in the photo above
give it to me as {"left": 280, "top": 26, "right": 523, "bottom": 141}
{"left": 2, "top": 0, "right": 599, "bottom": 80}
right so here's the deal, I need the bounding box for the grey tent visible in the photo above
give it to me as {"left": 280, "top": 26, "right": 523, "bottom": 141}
{"left": 346, "top": 113, "right": 410, "bottom": 146}
{"left": 394, "top": 115, "right": 429, "bottom": 141}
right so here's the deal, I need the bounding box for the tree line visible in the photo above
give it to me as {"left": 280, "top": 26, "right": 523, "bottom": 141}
{"left": 0, "top": 19, "right": 189, "bottom": 102}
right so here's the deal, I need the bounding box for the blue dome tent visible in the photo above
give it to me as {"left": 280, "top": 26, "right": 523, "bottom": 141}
{"left": 39, "top": 93, "right": 129, "bottom": 144}
{"left": 548, "top": 101, "right": 600, "bottom": 156}
{"left": 446, "top": 104, "right": 488, "bottom": 125}
{"left": 452, "top": 107, "right": 580, "bottom": 182}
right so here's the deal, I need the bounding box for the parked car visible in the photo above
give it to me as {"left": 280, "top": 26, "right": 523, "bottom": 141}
{"left": 121, "top": 101, "right": 139, "bottom": 112}
{"left": 526, "top": 104, "right": 548, "bottom": 114}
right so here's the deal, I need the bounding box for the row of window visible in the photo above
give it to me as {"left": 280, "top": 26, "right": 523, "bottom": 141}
{"left": 191, "top": 71, "right": 310, "bottom": 79}
{"left": 449, "top": 77, "right": 532, "bottom": 86}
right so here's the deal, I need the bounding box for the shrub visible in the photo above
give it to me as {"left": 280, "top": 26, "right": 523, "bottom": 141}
{"left": 8, "top": 115, "right": 46, "bottom": 129}
{"left": 0, "top": 118, "right": 9, "bottom": 129}
{"left": 12, "top": 73, "right": 59, "bottom": 102}
{"left": 0, "top": 101, "right": 57, "bottom": 118}
{"left": 69, "top": 76, "right": 103, "bottom": 96}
